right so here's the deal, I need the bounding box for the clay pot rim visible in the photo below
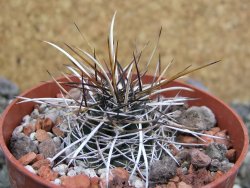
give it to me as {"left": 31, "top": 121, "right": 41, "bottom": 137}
{"left": 0, "top": 77, "right": 248, "bottom": 188}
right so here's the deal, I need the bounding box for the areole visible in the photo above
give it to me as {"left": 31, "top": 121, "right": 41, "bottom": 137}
{"left": 0, "top": 75, "right": 248, "bottom": 188}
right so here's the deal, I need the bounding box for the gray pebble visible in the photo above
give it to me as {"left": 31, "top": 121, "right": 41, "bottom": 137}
{"left": 10, "top": 134, "right": 38, "bottom": 159}
{"left": 38, "top": 139, "right": 60, "bottom": 158}
{"left": 149, "top": 156, "right": 177, "bottom": 183}
{"left": 53, "top": 137, "right": 61, "bottom": 147}
{"left": 178, "top": 106, "right": 216, "bottom": 130}
{"left": 205, "top": 143, "right": 227, "bottom": 161}
{"left": 209, "top": 159, "right": 234, "bottom": 172}
{"left": 67, "top": 169, "right": 77, "bottom": 176}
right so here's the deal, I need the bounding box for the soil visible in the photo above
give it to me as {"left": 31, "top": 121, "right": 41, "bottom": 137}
{"left": 9, "top": 95, "right": 236, "bottom": 188}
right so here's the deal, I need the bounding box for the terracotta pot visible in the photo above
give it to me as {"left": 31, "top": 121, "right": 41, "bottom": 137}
{"left": 0, "top": 75, "right": 248, "bottom": 188}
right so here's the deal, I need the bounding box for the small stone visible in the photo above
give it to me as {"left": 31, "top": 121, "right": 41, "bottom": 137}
{"left": 73, "top": 166, "right": 84, "bottom": 175}
{"left": 149, "top": 156, "right": 177, "bottom": 183}
{"left": 103, "top": 167, "right": 131, "bottom": 188}
{"left": 23, "top": 124, "right": 35, "bottom": 136}
{"left": 177, "top": 181, "right": 192, "bottom": 188}
{"left": 178, "top": 106, "right": 216, "bottom": 130}
{"left": 177, "top": 135, "right": 197, "bottom": 144}
{"left": 22, "top": 115, "right": 31, "bottom": 124}
{"left": 61, "top": 174, "right": 90, "bottom": 188}
{"left": 35, "top": 119, "right": 43, "bottom": 130}
{"left": 38, "top": 139, "right": 60, "bottom": 158}
{"left": 52, "top": 126, "right": 65, "bottom": 137}
{"left": 10, "top": 134, "right": 38, "bottom": 159}
{"left": 47, "top": 132, "right": 54, "bottom": 138}
{"left": 209, "top": 159, "right": 234, "bottom": 172}
{"left": 45, "top": 110, "right": 59, "bottom": 124}
{"left": 168, "top": 144, "right": 179, "bottom": 156}
{"left": 53, "top": 164, "right": 68, "bottom": 176}
{"left": 53, "top": 178, "right": 61, "bottom": 185}
{"left": 214, "top": 130, "right": 231, "bottom": 149}
{"left": 36, "top": 129, "right": 50, "bottom": 142}
{"left": 32, "top": 159, "right": 51, "bottom": 170}
{"left": 82, "top": 168, "right": 97, "bottom": 178}
{"left": 34, "top": 154, "right": 45, "bottom": 162}
{"left": 18, "top": 152, "right": 37, "bottom": 165}
{"left": 42, "top": 118, "right": 54, "bottom": 131}
{"left": 111, "top": 167, "right": 129, "bottom": 180}
{"left": 12, "top": 125, "right": 23, "bottom": 137}
{"left": 31, "top": 108, "right": 40, "bottom": 119}
{"left": 29, "top": 132, "right": 36, "bottom": 141}
{"left": 53, "top": 137, "right": 62, "bottom": 147}
{"left": 176, "top": 149, "right": 191, "bottom": 163}
{"left": 90, "top": 177, "right": 99, "bottom": 188}
{"left": 166, "top": 182, "right": 177, "bottom": 188}
{"left": 205, "top": 143, "right": 227, "bottom": 161}
{"left": 226, "top": 149, "right": 236, "bottom": 162}
{"left": 130, "top": 176, "right": 145, "bottom": 188}
{"left": 97, "top": 168, "right": 106, "bottom": 178}
{"left": 37, "top": 166, "right": 58, "bottom": 181}
{"left": 190, "top": 149, "right": 211, "bottom": 168}
{"left": 33, "top": 140, "right": 39, "bottom": 146}
{"left": 25, "top": 165, "right": 37, "bottom": 174}
{"left": 67, "top": 169, "right": 77, "bottom": 177}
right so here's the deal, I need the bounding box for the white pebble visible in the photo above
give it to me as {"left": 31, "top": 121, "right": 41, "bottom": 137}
{"left": 97, "top": 168, "right": 107, "bottom": 179}
{"left": 82, "top": 168, "right": 97, "bottom": 178}
{"left": 47, "top": 132, "right": 54, "bottom": 138}
{"left": 22, "top": 115, "right": 31, "bottom": 124}
{"left": 67, "top": 169, "right": 77, "bottom": 176}
{"left": 53, "top": 137, "right": 61, "bottom": 147}
{"left": 33, "top": 140, "right": 39, "bottom": 146}
{"left": 45, "top": 110, "right": 59, "bottom": 123}
{"left": 53, "top": 178, "right": 61, "bottom": 185}
{"left": 73, "top": 166, "right": 84, "bottom": 175}
{"left": 25, "top": 165, "right": 36, "bottom": 174}
{"left": 233, "top": 185, "right": 242, "bottom": 188}
{"left": 12, "top": 126, "right": 23, "bottom": 137}
{"left": 29, "top": 132, "right": 36, "bottom": 141}
{"left": 53, "top": 164, "right": 68, "bottom": 176}
{"left": 130, "top": 176, "right": 145, "bottom": 188}
{"left": 31, "top": 109, "right": 40, "bottom": 119}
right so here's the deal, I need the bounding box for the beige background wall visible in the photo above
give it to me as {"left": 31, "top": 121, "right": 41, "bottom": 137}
{"left": 0, "top": 0, "right": 249, "bottom": 102}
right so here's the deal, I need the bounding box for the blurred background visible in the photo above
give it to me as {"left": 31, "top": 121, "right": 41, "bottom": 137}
{"left": 0, "top": 0, "right": 249, "bottom": 102}
{"left": 0, "top": 1, "right": 250, "bottom": 188}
